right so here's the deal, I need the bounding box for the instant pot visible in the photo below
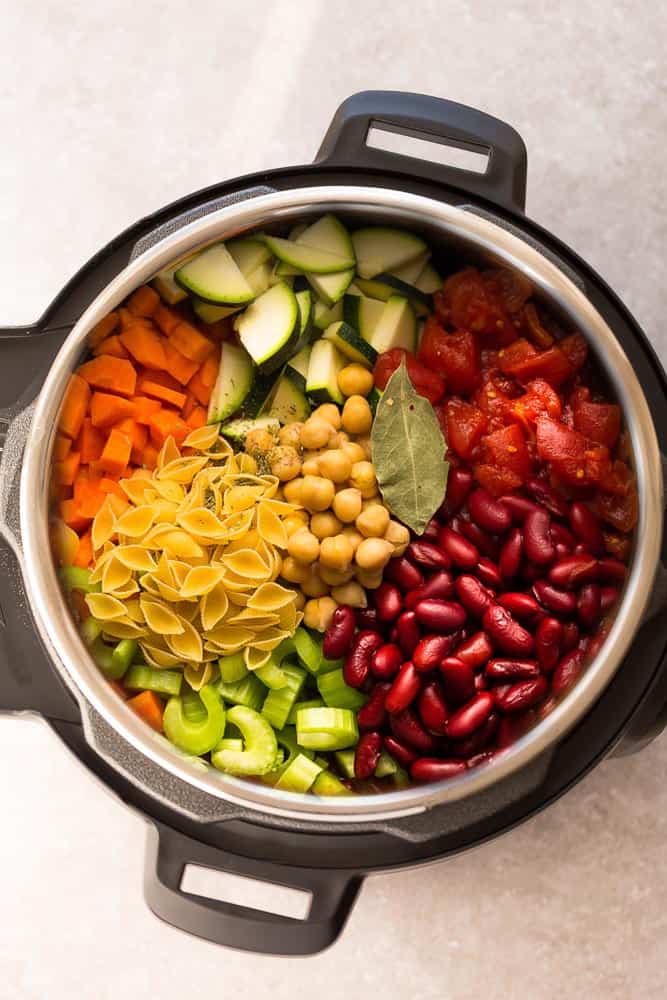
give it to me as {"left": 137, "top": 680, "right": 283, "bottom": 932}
{"left": 2, "top": 91, "right": 666, "bottom": 954}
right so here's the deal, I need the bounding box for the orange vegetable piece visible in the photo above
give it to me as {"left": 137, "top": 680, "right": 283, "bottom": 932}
{"left": 92, "top": 334, "right": 130, "bottom": 359}
{"left": 138, "top": 379, "right": 187, "bottom": 410}
{"left": 59, "top": 498, "right": 90, "bottom": 533}
{"left": 107, "top": 493, "right": 131, "bottom": 517}
{"left": 127, "top": 690, "right": 164, "bottom": 733}
{"left": 168, "top": 321, "right": 214, "bottom": 363}
{"left": 90, "top": 392, "right": 136, "bottom": 429}
{"left": 77, "top": 418, "right": 105, "bottom": 463}
{"left": 100, "top": 477, "right": 126, "bottom": 498}
{"left": 73, "top": 531, "right": 94, "bottom": 569}
{"left": 186, "top": 406, "right": 208, "bottom": 430}
{"left": 115, "top": 417, "right": 148, "bottom": 464}
{"left": 181, "top": 391, "right": 197, "bottom": 420}
{"left": 148, "top": 410, "right": 189, "bottom": 447}
{"left": 163, "top": 340, "right": 200, "bottom": 385}
{"left": 78, "top": 356, "right": 137, "bottom": 398}
{"left": 54, "top": 451, "right": 81, "bottom": 486}
{"left": 127, "top": 285, "right": 160, "bottom": 318}
{"left": 132, "top": 395, "right": 162, "bottom": 424}
{"left": 142, "top": 443, "right": 160, "bottom": 469}
{"left": 73, "top": 476, "right": 107, "bottom": 519}
{"left": 153, "top": 303, "right": 180, "bottom": 336}
{"left": 53, "top": 435, "right": 72, "bottom": 461}
{"left": 88, "top": 311, "right": 120, "bottom": 349}
{"left": 199, "top": 347, "right": 221, "bottom": 389}
{"left": 187, "top": 369, "right": 212, "bottom": 406}
{"left": 59, "top": 374, "right": 91, "bottom": 439}
{"left": 137, "top": 368, "right": 182, "bottom": 392}
{"left": 120, "top": 325, "right": 167, "bottom": 371}
{"left": 99, "top": 428, "right": 132, "bottom": 477}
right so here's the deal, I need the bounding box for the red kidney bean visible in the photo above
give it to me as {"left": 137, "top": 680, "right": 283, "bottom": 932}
{"left": 554, "top": 543, "right": 570, "bottom": 561}
{"left": 383, "top": 556, "right": 424, "bottom": 592}
{"left": 411, "top": 758, "right": 468, "bottom": 782}
{"left": 587, "top": 624, "right": 610, "bottom": 660}
{"left": 445, "top": 691, "right": 494, "bottom": 739}
{"left": 405, "top": 571, "right": 455, "bottom": 608}
{"left": 524, "top": 508, "right": 556, "bottom": 565}
{"left": 532, "top": 579, "right": 577, "bottom": 616}
{"left": 500, "top": 527, "right": 524, "bottom": 580}
{"left": 354, "top": 731, "right": 383, "bottom": 779}
{"left": 499, "top": 494, "right": 543, "bottom": 522}
{"left": 413, "top": 634, "right": 456, "bottom": 673}
{"left": 357, "top": 683, "right": 391, "bottom": 730}
{"left": 467, "top": 750, "right": 504, "bottom": 768}
{"left": 385, "top": 661, "right": 421, "bottom": 713}
{"left": 422, "top": 516, "right": 440, "bottom": 542}
{"left": 373, "top": 582, "right": 402, "bottom": 623}
{"left": 597, "top": 558, "right": 628, "bottom": 584}
{"left": 439, "top": 656, "right": 476, "bottom": 703}
{"left": 355, "top": 607, "right": 379, "bottom": 630}
{"left": 437, "top": 526, "right": 479, "bottom": 569}
{"left": 406, "top": 540, "right": 451, "bottom": 571}
{"left": 322, "top": 605, "right": 356, "bottom": 659}
{"left": 417, "top": 681, "right": 450, "bottom": 734}
{"left": 474, "top": 673, "right": 489, "bottom": 692}
{"left": 370, "top": 643, "right": 403, "bottom": 680}
{"left": 390, "top": 707, "right": 436, "bottom": 753}
{"left": 573, "top": 543, "right": 590, "bottom": 556}
{"left": 577, "top": 582, "right": 601, "bottom": 628}
{"left": 442, "top": 466, "right": 473, "bottom": 515}
{"left": 455, "top": 575, "right": 495, "bottom": 619}
{"left": 535, "top": 616, "right": 562, "bottom": 673}
{"left": 569, "top": 502, "right": 604, "bottom": 554}
{"left": 459, "top": 518, "right": 499, "bottom": 559}
{"left": 550, "top": 523, "right": 577, "bottom": 549}
{"left": 551, "top": 650, "right": 584, "bottom": 697}
{"left": 600, "top": 586, "right": 620, "bottom": 613}
{"left": 493, "top": 677, "right": 548, "bottom": 713}
{"left": 482, "top": 605, "right": 534, "bottom": 656}
{"left": 560, "top": 621, "right": 580, "bottom": 651}
{"left": 467, "top": 488, "right": 513, "bottom": 534}
{"left": 548, "top": 554, "right": 599, "bottom": 589}
{"left": 415, "top": 599, "right": 467, "bottom": 632}
{"left": 395, "top": 610, "right": 421, "bottom": 657}
{"left": 485, "top": 658, "right": 540, "bottom": 681}
{"left": 537, "top": 695, "right": 558, "bottom": 720}
{"left": 343, "top": 630, "right": 384, "bottom": 689}
{"left": 453, "top": 631, "right": 495, "bottom": 669}
{"left": 497, "top": 592, "right": 541, "bottom": 621}
{"left": 383, "top": 735, "right": 417, "bottom": 768}
{"left": 497, "top": 710, "right": 536, "bottom": 747}
{"left": 525, "top": 478, "right": 570, "bottom": 518}
{"left": 451, "top": 711, "right": 499, "bottom": 757}
{"left": 475, "top": 557, "right": 502, "bottom": 590}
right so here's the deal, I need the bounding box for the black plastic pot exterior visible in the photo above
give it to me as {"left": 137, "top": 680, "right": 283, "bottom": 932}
{"left": 1, "top": 92, "right": 666, "bottom": 955}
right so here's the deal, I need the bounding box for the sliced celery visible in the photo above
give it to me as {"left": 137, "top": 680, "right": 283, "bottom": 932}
{"left": 255, "top": 660, "right": 288, "bottom": 690}
{"left": 334, "top": 749, "right": 356, "bottom": 779}
{"left": 111, "top": 639, "right": 138, "bottom": 678}
{"left": 59, "top": 566, "right": 101, "bottom": 594}
{"left": 91, "top": 638, "right": 126, "bottom": 679}
{"left": 286, "top": 698, "right": 324, "bottom": 726}
{"left": 296, "top": 707, "right": 359, "bottom": 751}
{"left": 312, "top": 770, "right": 354, "bottom": 796}
{"left": 292, "top": 628, "right": 323, "bottom": 674}
{"left": 163, "top": 684, "right": 226, "bottom": 755}
{"left": 375, "top": 751, "right": 398, "bottom": 778}
{"left": 217, "top": 738, "right": 244, "bottom": 752}
{"left": 211, "top": 705, "right": 277, "bottom": 776}
{"left": 319, "top": 656, "right": 344, "bottom": 675}
{"left": 261, "top": 662, "right": 306, "bottom": 730}
{"left": 317, "top": 668, "right": 367, "bottom": 711}
{"left": 260, "top": 728, "right": 312, "bottom": 785}
{"left": 218, "top": 652, "right": 248, "bottom": 684}
{"left": 218, "top": 673, "right": 267, "bottom": 712}
{"left": 182, "top": 688, "right": 207, "bottom": 723}
{"left": 274, "top": 753, "right": 322, "bottom": 792}
{"left": 124, "top": 664, "right": 182, "bottom": 697}
{"left": 79, "top": 618, "right": 102, "bottom": 647}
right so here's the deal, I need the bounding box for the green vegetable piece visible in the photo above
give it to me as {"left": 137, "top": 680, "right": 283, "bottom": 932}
{"left": 111, "top": 639, "right": 138, "bottom": 679}
{"left": 292, "top": 628, "right": 323, "bottom": 674}
{"left": 254, "top": 659, "right": 288, "bottom": 690}
{"left": 211, "top": 705, "right": 277, "bottom": 776}
{"left": 217, "top": 738, "right": 244, "bottom": 752}
{"left": 79, "top": 618, "right": 102, "bottom": 647}
{"left": 375, "top": 751, "right": 398, "bottom": 778}
{"left": 317, "top": 668, "right": 367, "bottom": 711}
{"left": 59, "top": 566, "right": 101, "bottom": 594}
{"left": 319, "top": 656, "right": 344, "bottom": 675}
{"left": 124, "top": 664, "right": 183, "bottom": 697}
{"left": 296, "top": 706, "right": 359, "bottom": 751}
{"left": 163, "top": 684, "right": 226, "bottom": 756}
{"left": 334, "top": 749, "right": 356, "bottom": 779}
{"left": 392, "top": 767, "right": 411, "bottom": 789}
{"left": 273, "top": 753, "right": 323, "bottom": 793}
{"left": 312, "top": 770, "right": 354, "bottom": 796}
{"left": 218, "top": 652, "right": 249, "bottom": 684}
{"left": 90, "top": 638, "right": 121, "bottom": 678}
{"left": 217, "top": 673, "right": 267, "bottom": 712}
{"left": 261, "top": 662, "right": 306, "bottom": 730}
{"left": 370, "top": 355, "right": 449, "bottom": 534}
{"left": 286, "top": 698, "right": 324, "bottom": 726}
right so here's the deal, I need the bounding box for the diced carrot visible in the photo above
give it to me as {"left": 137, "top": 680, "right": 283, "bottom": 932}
{"left": 52, "top": 483, "right": 73, "bottom": 503}
{"left": 168, "top": 321, "right": 214, "bottom": 363}
{"left": 59, "top": 498, "right": 90, "bottom": 533}
{"left": 59, "top": 374, "right": 91, "bottom": 439}
{"left": 137, "top": 368, "right": 182, "bottom": 392}
{"left": 127, "top": 285, "right": 160, "bottom": 318}
{"left": 181, "top": 391, "right": 197, "bottom": 420}
{"left": 100, "top": 477, "right": 126, "bottom": 498}
{"left": 88, "top": 311, "right": 120, "bottom": 348}
{"left": 90, "top": 392, "right": 136, "bottom": 429}
{"left": 74, "top": 477, "right": 107, "bottom": 519}
{"left": 115, "top": 417, "right": 148, "bottom": 464}
{"left": 107, "top": 493, "right": 131, "bottom": 517}
{"left": 153, "top": 303, "right": 180, "bottom": 336}
{"left": 119, "top": 307, "right": 148, "bottom": 331}
{"left": 78, "top": 356, "right": 137, "bottom": 397}
{"left": 163, "top": 340, "right": 200, "bottom": 385}
{"left": 187, "top": 368, "right": 212, "bottom": 406}
{"left": 131, "top": 467, "right": 153, "bottom": 480}
{"left": 199, "top": 346, "right": 221, "bottom": 388}
{"left": 148, "top": 410, "right": 189, "bottom": 448}
{"left": 142, "top": 443, "right": 160, "bottom": 469}
{"left": 132, "top": 395, "right": 162, "bottom": 424}
{"left": 54, "top": 451, "right": 81, "bottom": 486}
{"left": 127, "top": 690, "right": 164, "bottom": 732}
{"left": 138, "top": 379, "right": 187, "bottom": 410}
{"left": 73, "top": 531, "right": 94, "bottom": 569}
{"left": 53, "top": 434, "right": 72, "bottom": 461}
{"left": 186, "top": 406, "right": 207, "bottom": 430}
{"left": 77, "top": 418, "right": 106, "bottom": 463}
{"left": 99, "top": 428, "right": 132, "bottom": 477}
{"left": 92, "top": 334, "right": 130, "bottom": 359}
{"left": 120, "top": 325, "right": 167, "bottom": 371}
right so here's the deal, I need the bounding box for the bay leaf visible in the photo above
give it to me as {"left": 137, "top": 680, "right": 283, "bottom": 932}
{"left": 370, "top": 357, "right": 448, "bottom": 534}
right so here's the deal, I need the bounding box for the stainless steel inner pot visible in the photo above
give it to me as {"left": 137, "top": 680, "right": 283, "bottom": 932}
{"left": 17, "top": 184, "right": 664, "bottom": 823}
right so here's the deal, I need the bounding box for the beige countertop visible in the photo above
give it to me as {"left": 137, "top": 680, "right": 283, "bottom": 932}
{"left": 2, "top": 1, "right": 666, "bottom": 997}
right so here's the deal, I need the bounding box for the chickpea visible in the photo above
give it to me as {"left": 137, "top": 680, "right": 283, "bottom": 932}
{"left": 300, "top": 418, "right": 332, "bottom": 450}
{"left": 310, "top": 511, "right": 343, "bottom": 539}
{"left": 336, "top": 431, "right": 350, "bottom": 444}
{"left": 384, "top": 519, "right": 410, "bottom": 556}
{"left": 338, "top": 363, "right": 374, "bottom": 398}
{"left": 283, "top": 512, "right": 309, "bottom": 536}
{"left": 312, "top": 403, "right": 342, "bottom": 430}
{"left": 361, "top": 496, "right": 383, "bottom": 511}
{"left": 356, "top": 504, "right": 390, "bottom": 538}
{"left": 317, "top": 448, "right": 352, "bottom": 484}
{"left": 341, "top": 525, "right": 364, "bottom": 552}
{"left": 291, "top": 589, "right": 306, "bottom": 612}
{"left": 303, "top": 596, "right": 338, "bottom": 632}
{"left": 349, "top": 461, "right": 377, "bottom": 498}
{"left": 354, "top": 567, "right": 384, "bottom": 590}
{"left": 333, "top": 487, "right": 363, "bottom": 524}
{"left": 301, "top": 456, "right": 321, "bottom": 477}
{"left": 356, "top": 435, "right": 372, "bottom": 459}
{"left": 340, "top": 440, "right": 367, "bottom": 464}
{"left": 287, "top": 528, "right": 320, "bottom": 564}
{"left": 331, "top": 580, "right": 368, "bottom": 608}
{"left": 269, "top": 445, "right": 301, "bottom": 481}
{"left": 300, "top": 565, "right": 330, "bottom": 598}
{"left": 245, "top": 428, "right": 276, "bottom": 454}
{"left": 273, "top": 487, "right": 286, "bottom": 502}
{"left": 318, "top": 564, "right": 356, "bottom": 587}
{"left": 342, "top": 395, "right": 373, "bottom": 435}
{"left": 301, "top": 475, "right": 335, "bottom": 512}
{"left": 278, "top": 422, "right": 303, "bottom": 449}
{"left": 281, "top": 556, "right": 311, "bottom": 585}
{"left": 355, "top": 537, "right": 394, "bottom": 572}
{"left": 283, "top": 477, "right": 304, "bottom": 506}
{"left": 319, "top": 534, "right": 355, "bottom": 572}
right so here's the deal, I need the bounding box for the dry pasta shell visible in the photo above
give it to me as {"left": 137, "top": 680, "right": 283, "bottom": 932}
{"left": 179, "top": 566, "right": 226, "bottom": 598}
{"left": 260, "top": 497, "right": 302, "bottom": 515}
{"left": 175, "top": 600, "right": 200, "bottom": 623}
{"left": 223, "top": 484, "right": 266, "bottom": 513}
{"left": 167, "top": 618, "right": 203, "bottom": 662}
{"left": 114, "top": 546, "right": 157, "bottom": 572}
{"left": 140, "top": 643, "right": 185, "bottom": 669}
{"left": 151, "top": 500, "right": 179, "bottom": 524}
{"left": 201, "top": 624, "right": 254, "bottom": 651}
{"left": 251, "top": 630, "right": 292, "bottom": 652}
{"left": 177, "top": 508, "right": 227, "bottom": 539}
{"left": 124, "top": 597, "right": 146, "bottom": 623}
{"left": 244, "top": 647, "right": 272, "bottom": 670}
{"left": 85, "top": 593, "right": 127, "bottom": 620}
{"left": 226, "top": 609, "right": 280, "bottom": 628}
{"left": 157, "top": 436, "right": 181, "bottom": 468}
{"left": 238, "top": 453, "right": 259, "bottom": 474}
{"left": 184, "top": 662, "right": 217, "bottom": 691}
{"left": 200, "top": 584, "right": 229, "bottom": 632}
{"left": 202, "top": 437, "right": 234, "bottom": 461}
{"left": 257, "top": 505, "right": 288, "bottom": 549}
{"left": 155, "top": 579, "right": 186, "bottom": 603}
{"left": 157, "top": 457, "right": 208, "bottom": 485}
{"left": 89, "top": 549, "right": 113, "bottom": 585}
{"left": 140, "top": 597, "right": 185, "bottom": 635}
{"left": 101, "top": 621, "right": 149, "bottom": 640}
{"left": 220, "top": 509, "right": 254, "bottom": 540}
{"left": 51, "top": 519, "right": 79, "bottom": 567}
{"left": 108, "top": 580, "right": 140, "bottom": 600}
{"left": 248, "top": 582, "right": 298, "bottom": 612}
{"left": 120, "top": 478, "right": 156, "bottom": 506}
{"left": 222, "top": 549, "right": 271, "bottom": 580}
{"left": 152, "top": 478, "right": 186, "bottom": 502}
{"left": 161, "top": 531, "right": 205, "bottom": 560}
{"left": 155, "top": 552, "right": 175, "bottom": 584}
{"left": 92, "top": 498, "right": 117, "bottom": 551}
{"left": 276, "top": 602, "right": 298, "bottom": 632}
{"left": 182, "top": 423, "right": 220, "bottom": 451}
{"left": 115, "top": 505, "right": 155, "bottom": 538}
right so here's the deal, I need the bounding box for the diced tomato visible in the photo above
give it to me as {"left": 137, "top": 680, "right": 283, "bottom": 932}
{"left": 573, "top": 399, "right": 621, "bottom": 448}
{"left": 482, "top": 268, "right": 532, "bottom": 315}
{"left": 417, "top": 319, "right": 479, "bottom": 394}
{"left": 373, "top": 348, "right": 445, "bottom": 404}
{"left": 510, "top": 378, "right": 562, "bottom": 430}
{"left": 497, "top": 339, "right": 538, "bottom": 375}
{"left": 536, "top": 416, "right": 611, "bottom": 486}
{"left": 435, "top": 267, "right": 514, "bottom": 339}
{"left": 473, "top": 463, "right": 522, "bottom": 497}
{"left": 520, "top": 302, "right": 554, "bottom": 348}
{"left": 559, "top": 333, "right": 588, "bottom": 371}
{"left": 598, "top": 459, "right": 635, "bottom": 497}
{"left": 482, "top": 423, "right": 533, "bottom": 481}
{"left": 442, "top": 399, "right": 487, "bottom": 459}
{"left": 504, "top": 346, "right": 573, "bottom": 388}
{"left": 603, "top": 531, "right": 632, "bottom": 562}
{"left": 595, "top": 486, "right": 638, "bottom": 533}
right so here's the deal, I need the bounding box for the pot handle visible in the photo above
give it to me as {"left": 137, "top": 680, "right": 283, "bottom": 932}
{"left": 144, "top": 822, "right": 362, "bottom": 955}
{"left": 316, "top": 90, "right": 527, "bottom": 214}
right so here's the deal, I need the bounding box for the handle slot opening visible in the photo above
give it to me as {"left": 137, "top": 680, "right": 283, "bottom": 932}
{"left": 181, "top": 864, "right": 312, "bottom": 920}
{"left": 367, "top": 121, "right": 490, "bottom": 174}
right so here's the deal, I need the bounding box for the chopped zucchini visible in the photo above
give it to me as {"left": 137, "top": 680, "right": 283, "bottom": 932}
{"left": 313, "top": 299, "right": 344, "bottom": 330}
{"left": 237, "top": 370, "right": 276, "bottom": 419}
{"left": 235, "top": 281, "right": 300, "bottom": 374}
{"left": 152, "top": 263, "right": 188, "bottom": 305}
{"left": 267, "top": 371, "right": 311, "bottom": 424}
{"left": 220, "top": 415, "right": 280, "bottom": 444}
{"left": 366, "top": 295, "right": 417, "bottom": 354}
{"left": 342, "top": 293, "right": 385, "bottom": 342}
{"left": 263, "top": 236, "right": 353, "bottom": 275}
{"left": 226, "top": 237, "right": 272, "bottom": 277}
{"left": 354, "top": 275, "right": 429, "bottom": 315}
{"left": 415, "top": 260, "right": 442, "bottom": 294}
{"left": 286, "top": 346, "right": 311, "bottom": 394}
{"left": 306, "top": 340, "right": 345, "bottom": 405}
{"left": 322, "top": 321, "right": 377, "bottom": 368}
{"left": 175, "top": 243, "right": 255, "bottom": 305}
{"left": 296, "top": 214, "right": 356, "bottom": 305}
{"left": 306, "top": 269, "right": 355, "bottom": 307}
{"left": 351, "top": 226, "right": 428, "bottom": 279}
{"left": 391, "top": 250, "right": 431, "bottom": 284}
{"left": 192, "top": 298, "right": 244, "bottom": 323}
{"left": 207, "top": 342, "right": 254, "bottom": 423}
{"left": 245, "top": 260, "right": 273, "bottom": 296}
